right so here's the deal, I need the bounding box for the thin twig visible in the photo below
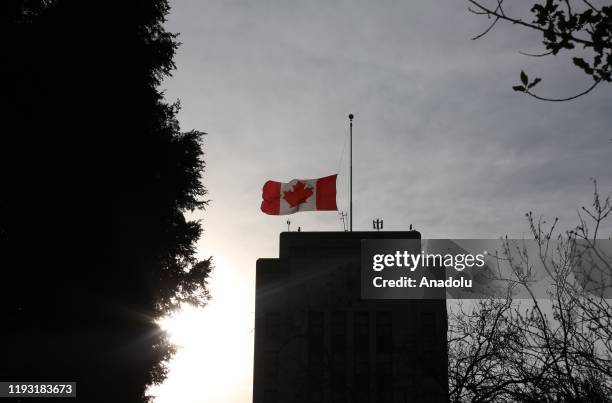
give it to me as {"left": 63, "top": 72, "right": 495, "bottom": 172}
{"left": 467, "top": 0, "right": 597, "bottom": 48}
{"left": 525, "top": 78, "right": 601, "bottom": 101}
{"left": 519, "top": 50, "right": 554, "bottom": 57}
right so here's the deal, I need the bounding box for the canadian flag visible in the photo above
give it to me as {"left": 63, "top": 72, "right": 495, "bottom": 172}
{"left": 261, "top": 174, "right": 337, "bottom": 215}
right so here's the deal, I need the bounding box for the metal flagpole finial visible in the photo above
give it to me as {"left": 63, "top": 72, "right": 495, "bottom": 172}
{"left": 349, "top": 113, "right": 354, "bottom": 121}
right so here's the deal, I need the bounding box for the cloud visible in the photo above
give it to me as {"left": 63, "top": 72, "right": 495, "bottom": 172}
{"left": 156, "top": 1, "right": 612, "bottom": 401}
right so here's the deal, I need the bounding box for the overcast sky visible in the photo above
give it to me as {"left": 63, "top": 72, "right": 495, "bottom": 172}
{"left": 149, "top": 1, "right": 612, "bottom": 402}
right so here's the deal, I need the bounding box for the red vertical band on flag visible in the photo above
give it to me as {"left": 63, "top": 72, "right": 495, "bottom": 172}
{"left": 261, "top": 180, "right": 281, "bottom": 215}
{"left": 316, "top": 174, "right": 337, "bottom": 210}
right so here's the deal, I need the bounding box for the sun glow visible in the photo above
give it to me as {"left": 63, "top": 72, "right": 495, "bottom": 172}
{"left": 149, "top": 256, "right": 254, "bottom": 403}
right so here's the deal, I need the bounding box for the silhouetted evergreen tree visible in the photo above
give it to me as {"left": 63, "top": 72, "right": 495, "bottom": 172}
{"left": 0, "top": 1, "right": 210, "bottom": 401}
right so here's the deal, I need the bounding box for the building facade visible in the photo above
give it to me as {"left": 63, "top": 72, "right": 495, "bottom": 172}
{"left": 253, "top": 231, "right": 448, "bottom": 403}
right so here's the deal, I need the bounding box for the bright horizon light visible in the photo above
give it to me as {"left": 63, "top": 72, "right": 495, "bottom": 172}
{"left": 149, "top": 255, "right": 254, "bottom": 403}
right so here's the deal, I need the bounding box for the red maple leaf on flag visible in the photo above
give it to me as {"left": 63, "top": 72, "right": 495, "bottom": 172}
{"left": 283, "top": 181, "right": 314, "bottom": 207}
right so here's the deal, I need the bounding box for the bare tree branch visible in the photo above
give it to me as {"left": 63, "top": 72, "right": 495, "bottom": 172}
{"left": 519, "top": 49, "right": 555, "bottom": 57}
{"left": 525, "top": 78, "right": 602, "bottom": 101}
{"left": 467, "top": 0, "right": 612, "bottom": 102}
{"left": 467, "top": 0, "right": 597, "bottom": 47}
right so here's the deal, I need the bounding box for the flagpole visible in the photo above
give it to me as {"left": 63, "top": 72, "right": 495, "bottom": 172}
{"left": 349, "top": 113, "right": 353, "bottom": 232}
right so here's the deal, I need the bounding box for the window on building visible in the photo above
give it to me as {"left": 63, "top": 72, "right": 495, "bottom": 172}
{"left": 421, "top": 312, "right": 436, "bottom": 338}
{"left": 265, "top": 312, "right": 281, "bottom": 341}
{"left": 308, "top": 311, "right": 324, "bottom": 352}
{"left": 376, "top": 311, "right": 392, "bottom": 353}
{"left": 376, "top": 353, "right": 393, "bottom": 403}
{"left": 263, "top": 349, "right": 278, "bottom": 378}
{"left": 331, "top": 311, "right": 346, "bottom": 352}
{"left": 308, "top": 310, "right": 325, "bottom": 391}
{"left": 345, "top": 263, "right": 353, "bottom": 289}
{"left": 309, "top": 351, "right": 325, "bottom": 383}
{"left": 354, "top": 311, "right": 369, "bottom": 352}
{"left": 332, "top": 380, "right": 347, "bottom": 403}
{"left": 309, "top": 387, "right": 323, "bottom": 403}
{"left": 263, "top": 389, "right": 278, "bottom": 403}
{"left": 354, "top": 352, "right": 370, "bottom": 403}
{"left": 331, "top": 313, "right": 347, "bottom": 403}
{"left": 331, "top": 350, "right": 346, "bottom": 397}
